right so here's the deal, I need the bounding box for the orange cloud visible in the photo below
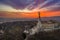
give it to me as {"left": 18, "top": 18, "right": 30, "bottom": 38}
{"left": 41, "top": 11, "right": 60, "bottom": 17}
{"left": 0, "top": 11, "right": 60, "bottom": 18}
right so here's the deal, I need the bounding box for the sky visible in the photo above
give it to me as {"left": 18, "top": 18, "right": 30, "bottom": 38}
{"left": 0, "top": 0, "right": 60, "bottom": 18}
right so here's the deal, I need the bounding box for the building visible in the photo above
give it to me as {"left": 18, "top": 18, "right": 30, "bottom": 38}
{"left": 42, "top": 21, "right": 59, "bottom": 31}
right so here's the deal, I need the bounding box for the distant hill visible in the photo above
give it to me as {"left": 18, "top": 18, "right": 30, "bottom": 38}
{"left": 0, "top": 16, "right": 60, "bottom": 23}
{"left": 41, "top": 16, "right": 60, "bottom": 22}
{"left": 0, "top": 18, "right": 37, "bottom": 23}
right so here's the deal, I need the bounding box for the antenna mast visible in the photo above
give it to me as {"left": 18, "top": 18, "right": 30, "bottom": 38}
{"left": 38, "top": 12, "right": 41, "bottom": 21}
{"left": 37, "top": 11, "right": 43, "bottom": 31}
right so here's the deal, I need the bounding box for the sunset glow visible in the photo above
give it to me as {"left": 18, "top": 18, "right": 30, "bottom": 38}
{"left": 0, "top": 11, "right": 60, "bottom": 18}
{"left": 0, "top": 0, "right": 60, "bottom": 18}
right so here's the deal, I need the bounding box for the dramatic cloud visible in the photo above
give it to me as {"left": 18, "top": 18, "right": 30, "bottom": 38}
{"left": 0, "top": 0, "right": 60, "bottom": 18}
{"left": 0, "top": 0, "right": 60, "bottom": 12}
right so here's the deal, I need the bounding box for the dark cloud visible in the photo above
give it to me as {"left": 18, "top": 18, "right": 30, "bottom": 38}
{"left": 0, "top": 0, "right": 44, "bottom": 9}
{"left": 0, "top": 0, "right": 34, "bottom": 9}
{"left": 41, "top": 0, "right": 60, "bottom": 8}
{"left": 0, "top": 0, "right": 60, "bottom": 10}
